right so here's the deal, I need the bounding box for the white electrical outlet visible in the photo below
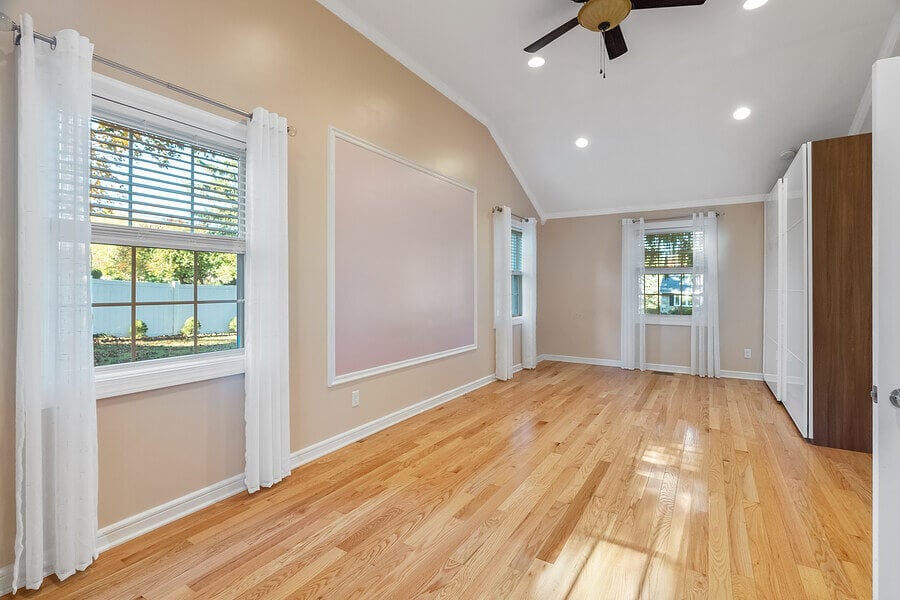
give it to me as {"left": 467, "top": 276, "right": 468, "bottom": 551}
{"left": 744, "top": 348, "right": 752, "bottom": 359}
{"left": 351, "top": 390, "right": 360, "bottom": 407}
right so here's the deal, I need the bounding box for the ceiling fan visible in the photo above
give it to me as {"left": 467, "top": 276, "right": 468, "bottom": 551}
{"left": 524, "top": 0, "right": 707, "bottom": 60}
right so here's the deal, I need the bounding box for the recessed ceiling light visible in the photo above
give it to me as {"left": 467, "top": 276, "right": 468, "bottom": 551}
{"left": 733, "top": 106, "right": 752, "bottom": 121}
{"left": 743, "top": 0, "right": 768, "bottom": 9}
{"left": 575, "top": 137, "right": 590, "bottom": 148}
{"left": 528, "top": 56, "right": 546, "bottom": 68}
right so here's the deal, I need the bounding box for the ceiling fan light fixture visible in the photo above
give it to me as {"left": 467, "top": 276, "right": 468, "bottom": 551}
{"left": 742, "top": 0, "right": 768, "bottom": 10}
{"left": 575, "top": 137, "right": 590, "bottom": 149}
{"left": 733, "top": 106, "right": 752, "bottom": 121}
{"left": 528, "top": 56, "right": 546, "bottom": 68}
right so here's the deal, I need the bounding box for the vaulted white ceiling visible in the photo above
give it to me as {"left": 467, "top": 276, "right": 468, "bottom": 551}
{"left": 317, "top": 0, "right": 900, "bottom": 218}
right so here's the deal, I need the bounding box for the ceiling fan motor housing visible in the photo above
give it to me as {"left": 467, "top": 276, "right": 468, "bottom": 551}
{"left": 577, "top": 0, "right": 632, "bottom": 31}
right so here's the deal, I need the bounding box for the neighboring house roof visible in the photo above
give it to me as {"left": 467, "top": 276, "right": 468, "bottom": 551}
{"left": 658, "top": 275, "right": 693, "bottom": 295}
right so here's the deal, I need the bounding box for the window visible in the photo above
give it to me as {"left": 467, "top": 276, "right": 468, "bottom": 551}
{"left": 642, "top": 231, "right": 698, "bottom": 317}
{"left": 89, "top": 118, "right": 246, "bottom": 367}
{"left": 511, "top": 228, "right": 523, "bottom": 318}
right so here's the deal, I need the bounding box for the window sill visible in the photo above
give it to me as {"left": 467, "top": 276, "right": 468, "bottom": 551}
{"left": 95, "top": 349, "right": 246, "bottom": 400}
{"left": 512, "top": 316, "right": 525, "bottom": 326}
{"left": 644, "top": 315, "right": 692, "bottom": 327}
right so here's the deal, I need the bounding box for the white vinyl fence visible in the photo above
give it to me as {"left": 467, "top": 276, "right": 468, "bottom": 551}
{"left": 92, "top": 279, "right": 237, "bottom": 337}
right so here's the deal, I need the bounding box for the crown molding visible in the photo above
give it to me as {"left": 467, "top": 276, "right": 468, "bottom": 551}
{"left": 542, "top": 193, "right": 767, "bottom": 220}
{"left": 850, "top": 5, "right": 900, "bottom": 135}
{"left": 315, "top": 0, "right": 546, "bottom": 222}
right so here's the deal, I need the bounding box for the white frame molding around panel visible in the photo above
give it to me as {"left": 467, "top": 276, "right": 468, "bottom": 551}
{"left": 326, "top": 127, "right": 478, "bottom": 387}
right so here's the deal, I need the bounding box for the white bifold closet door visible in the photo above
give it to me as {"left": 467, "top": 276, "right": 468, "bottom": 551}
{"left": 763, "top": 179, "right": 784, "bottom": 401}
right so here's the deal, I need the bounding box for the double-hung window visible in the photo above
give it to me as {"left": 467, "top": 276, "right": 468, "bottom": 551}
{"left": 642, "top": 228, "right": 697, "bottom": 322}
{"left": 90, "top": 75, "right": 248, "bottom": 397}
{"left": 511, "top": 228, "right": 523, "bottom": 318}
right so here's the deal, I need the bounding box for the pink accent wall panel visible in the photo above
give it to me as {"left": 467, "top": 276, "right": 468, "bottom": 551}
{"left": 331, "top": 134, "right": 476, "bottom": 383}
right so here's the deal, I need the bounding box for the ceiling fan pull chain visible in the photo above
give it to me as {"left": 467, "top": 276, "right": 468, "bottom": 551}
{"left": 599, "top": 32, "right": 606, "bottom": 79}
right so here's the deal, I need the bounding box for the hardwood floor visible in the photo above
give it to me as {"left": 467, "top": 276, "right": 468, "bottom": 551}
{"left": 6, "top": 362, "right": 872, "bottom": 599}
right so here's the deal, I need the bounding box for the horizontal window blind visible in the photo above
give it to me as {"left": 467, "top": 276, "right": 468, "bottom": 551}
{"left": 644, "top": 231, "right": 693, "bottom": 269}
{"left": 90, "top": 119, "right": 245, "bottom": 239}
{"left": 511, "top": 229, "right": 523, "bottom": 273}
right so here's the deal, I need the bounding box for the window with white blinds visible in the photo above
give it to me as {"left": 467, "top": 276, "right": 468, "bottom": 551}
{"left": 89, "top": 113, "right": 247, "bottom": 368}
{"left": 642, "top": 230, "right": 696, "bottom": 316}
{"left": 511, "top": 228, "right": 523, "bottom": 318}
{"left": 644, "top": 231, "right": 693, "bottom": 269}
{"left": 90, "top": 119, "right": 245, "bottom": 239}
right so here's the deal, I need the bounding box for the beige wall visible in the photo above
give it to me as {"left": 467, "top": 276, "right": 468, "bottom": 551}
{"left": 537, "top": 202, "right": 764, "bottom": 373}
{"left": 0, "top": 0, "right": 537, "bottom": 565}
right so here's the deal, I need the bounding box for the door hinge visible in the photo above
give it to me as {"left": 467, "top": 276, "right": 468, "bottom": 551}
{"left": 872, "top": 385, "right": 879, "bottom": 404}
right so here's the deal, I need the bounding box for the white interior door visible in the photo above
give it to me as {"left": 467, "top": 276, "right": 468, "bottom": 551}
{"left": 873, "top": 55, "right": 900, "bottom": 600}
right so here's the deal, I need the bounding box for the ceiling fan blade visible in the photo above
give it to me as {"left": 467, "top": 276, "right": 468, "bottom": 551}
{"left": 604, "top": 26, "right": 628, "bottom": 60}
{"left": 524, "top": 17, "right": 580, "bottom": 53}
{"left": 631, "top": 0, "right": 706, "bottom": 8}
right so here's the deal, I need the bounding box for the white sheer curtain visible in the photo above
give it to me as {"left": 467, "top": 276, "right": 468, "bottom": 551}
{"left": 620, "top": 218, "right": 646, "bottom": 370}
{"left": 691, "top": 211, "right": 721, "bottom": 377}
{"left": 521, "top": 218, "right": 537, "bottom": 369}
{"left": 493, "top": 207, "right": 513, "bottom": 380}
{"left": 14, "top": 15, "right": 98, "bottom": 592}
{"left": 244, "top": 108, "right": 291, "bottom": 493}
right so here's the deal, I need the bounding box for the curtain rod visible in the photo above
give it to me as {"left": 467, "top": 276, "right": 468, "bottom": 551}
{"left": 492, "top": 206, "right": 529, "bottom": 222}
{"left": 3, "top": 13, "right": 296, "bottom": 135}
{"left": 632, "top": 212, "right": 721, "bottom": 223}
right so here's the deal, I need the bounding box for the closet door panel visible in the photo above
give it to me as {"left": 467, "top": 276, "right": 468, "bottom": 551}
{"left": 763, "top": 181, "right": 782, "bottom": 399}
{"left": 809, "top": 134, "right": 872, "bottom": 452}
{"left": 782, "top": 148, "right": 809, "bottom": 438}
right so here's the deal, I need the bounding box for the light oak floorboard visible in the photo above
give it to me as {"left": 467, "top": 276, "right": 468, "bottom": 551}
{"left": 4, "top": 363, "right": 872, "bottom": 599}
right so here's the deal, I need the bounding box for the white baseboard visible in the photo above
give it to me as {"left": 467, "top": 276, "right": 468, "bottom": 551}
{"left": 288, "top": 373, "right": 496, "bottom": 470}
{"left": 95, "top": 473, "right": 247, "bottom": 553}
{"left": 537, "top": 354, "right": 622, "bottom": 368}
{"left": 0, "top": 372, "right": 500, "bottom": 597}
{"left": 645, "top": 363, "right": 693, "bottom": 375}
{"left": 720, "top": 369, "right": 765, "bottom": 381}
{"left": 0, "top": 480, "right": 247, "bottom": 597}
{"left": 537, "top": 354, "right": 763, "bottom": 381}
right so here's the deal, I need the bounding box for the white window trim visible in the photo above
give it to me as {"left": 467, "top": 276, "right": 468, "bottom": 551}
{"left": 644, "top": 218, "right": 692, "bottom": 232}
{"left": 90, "top": 74, "right": 249, "bottom": 400}
{"left": 644, "top": 315, "right": 692, "bottom": 327}
{"left": 95, "top": 350, "right": 245, "bottom": 399}
{"left": 92, "top": 73, "right": 248, "bottom": 152}
{"left": 641, "top": 219, "right": 696, "bottom": 325}
{"left": 511, "top": 223, "right": 524, "bottom": 319}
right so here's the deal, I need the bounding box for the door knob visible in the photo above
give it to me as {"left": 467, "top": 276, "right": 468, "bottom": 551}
{"left": 891, "top": 389, "right": 900, "bottom": 408}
